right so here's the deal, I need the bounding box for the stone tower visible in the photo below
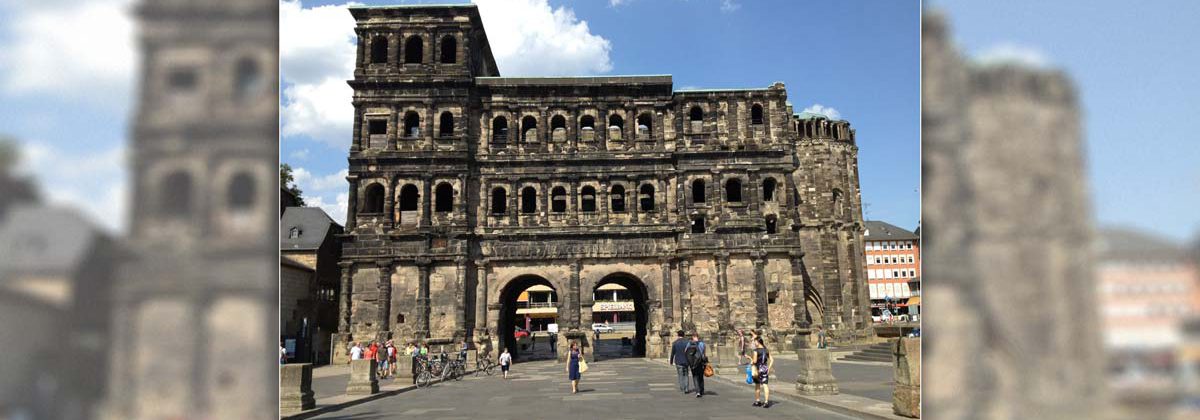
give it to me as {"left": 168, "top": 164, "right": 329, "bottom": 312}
{"left": 103, "top": 0, "right": 279, "bottom": 419}
{"left": 922, "top": 11, "right": 1106, "bottom": 418}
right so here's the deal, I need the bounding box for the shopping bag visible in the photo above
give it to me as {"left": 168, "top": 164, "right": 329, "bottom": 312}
{"left": 579, "top": 358, "right": 589, "bottom": 373}
{"left": 745, "top": 365, "right": 754, "bottom": 384}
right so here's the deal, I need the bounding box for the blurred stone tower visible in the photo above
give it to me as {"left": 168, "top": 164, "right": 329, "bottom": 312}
{"left": 103, "top": 0, "right": 279, "bottom": 419}
{"left": 922, "top": 12, "right": 1106, "bottom": 419}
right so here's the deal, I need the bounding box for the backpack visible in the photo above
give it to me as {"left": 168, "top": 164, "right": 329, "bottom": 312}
{"left": 685, "top": 342, "right": 699, "bottom": 367}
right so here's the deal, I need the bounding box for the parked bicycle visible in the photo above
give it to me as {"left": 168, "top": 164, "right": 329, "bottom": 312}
{"left": 475, "top": 352, "right": 497, "bottom": 376}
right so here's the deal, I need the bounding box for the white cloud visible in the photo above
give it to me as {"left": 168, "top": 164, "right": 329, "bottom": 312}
{"left": 306, "top": 192, "right": 349, "bottom": 226}
{"left": 288, "top": 148, "right": 311, "bottom": 161}
{"left": 16, "top": 140, "right": 128, "bottom": 233}
{"left": 0, "top": 0, "right": 136, "bottom": 110}
{"left": 280, "top": 0, "right": 614, "bottom": 147}
{"left": 292, "top": 167, "right": 349, "bottom": 195}
{"left": 802, "top": 104, "right": 842, "bottom": 120}
{"left": 720, "top": 0, "right": 741, "bottom": 13}
{"left": 609, "top": 0, "right": 631, "bottom": 7}
{"left": 474, "top": 0, "right": 613, "bottom": 76}
{"left": 973, "top": 43, "right": 1050, "bottom": 69}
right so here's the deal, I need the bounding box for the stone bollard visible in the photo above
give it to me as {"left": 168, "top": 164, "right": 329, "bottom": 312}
{"left": 279, "top": 363, "right": 316, "bottom": 415}
{"left": 346, "top": 359, "right": 379, "bottom": 395}
{"left": 394, "top": 354, "right": 413, "bottom": 380}
{"left": 466, "top": 349, "right": 478, "bottom": 368}
{"left": 893, "top": 337, "right": 921, "bottom": 418}
{"left": 795, "top": 348, "right": 839, "bottom": 395}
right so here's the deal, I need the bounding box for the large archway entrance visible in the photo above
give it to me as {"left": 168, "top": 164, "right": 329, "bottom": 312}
{"left": 497, "top": 275, "right": 559, "bottom": 362}
{"left": 591, "top": 273, "right": 649, "bottom": 361}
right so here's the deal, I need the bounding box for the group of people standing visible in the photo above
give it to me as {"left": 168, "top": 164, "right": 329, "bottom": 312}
{"left": 670, "top": 329, "right": 774, "bottom": 408}
{"left": 347, "top": 340, "right": 399, "bottom": 379}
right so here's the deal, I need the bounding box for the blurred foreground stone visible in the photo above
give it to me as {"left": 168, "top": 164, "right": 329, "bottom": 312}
{"left": 893, "top": 337, "right": 920, "bottom": 418}
{"left": 794, "top": 348, "right": 839, "bottom": 395}
{"left": 280, "top": 364, "right": 316, "bottom": 415}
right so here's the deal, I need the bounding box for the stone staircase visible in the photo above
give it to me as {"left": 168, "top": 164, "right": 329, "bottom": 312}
{"left": 837, "top": 340, "right": 894, "bottom": 363}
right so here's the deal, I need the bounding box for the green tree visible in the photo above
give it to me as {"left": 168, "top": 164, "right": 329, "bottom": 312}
{"left": 280, "top": 163, "right": 306, "bottom": 206}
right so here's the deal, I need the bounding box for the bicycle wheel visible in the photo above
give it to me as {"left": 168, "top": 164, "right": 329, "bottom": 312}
{"left": 484, "top": 361, "right": 496, "bottom": 376}
{"left": 416, "top": 369, "right": 432, "bottom": 388}
{"left": 455, "top": 364, "right": 464, "bottom": 381}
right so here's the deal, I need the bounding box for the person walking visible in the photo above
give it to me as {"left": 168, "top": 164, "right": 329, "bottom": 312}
{"left": 279, "top": 341, "right": 287, "bottom": 365}
{"left": 668, "top": 330, "right": 691, "bottom": 393}
{"left": 375, "top": 341, "right": 389, "bottom": 379}
{"left": 816, "top": 325, "right": 827, "bottom": 349}
{"left": 746, "top": 337, "right": 773, "bottom": 408}
{"left": 406, "top": 341, "right": 420, "bottom": 384}
{"left": 386, "top": 340, "right": 398, "bottom": 377}
{"left": 566, "top": 342, "right": 583, "bottom": 394}
{"left": 349, "top": 341, "right": 363, "bottom": 361}
{"left": 499, "top": 347, "right": 513, "bottom": 379}
{"left": 687, "top": 332, "right": 708, "bottom": 398}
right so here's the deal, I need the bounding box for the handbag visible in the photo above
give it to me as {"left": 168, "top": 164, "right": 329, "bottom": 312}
{"left": 578, "top": 358, "right": 589, "bottom": 373}
{"left": 745, "top": 365, "right": 754, "bottom": 384}
{"left": 703, "top": 363, "right": 714, "bottom": 377}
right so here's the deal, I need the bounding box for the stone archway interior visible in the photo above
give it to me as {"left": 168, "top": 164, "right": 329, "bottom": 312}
{"left": 591, "top": 273, "right": 649, "bottom": 361}
{"left": 497, "top": 275, "right": 558, "bottom": 362}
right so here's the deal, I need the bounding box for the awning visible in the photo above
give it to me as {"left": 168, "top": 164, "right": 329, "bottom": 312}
{"left": 907, "top": 296, "right": 920, "bottom": 306}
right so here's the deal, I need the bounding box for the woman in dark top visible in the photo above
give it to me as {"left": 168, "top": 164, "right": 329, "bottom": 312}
{"left": 567, "top": 342, "right": 582, "bottom": 394}
{"left": 745, "top": 337, "right": 773, "bottom": 408}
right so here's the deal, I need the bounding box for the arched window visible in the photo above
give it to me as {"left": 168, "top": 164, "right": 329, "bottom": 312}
{"left": 765, "top": 215, "right": 778, "bottom": 234}
{"left": 370, "top": 36, "right": 387, "bottom": 64}
{"left": 832, "top": 188, "right": 843, "bottom": 216}
{"left": 234, "top": 58, "right": 263, "bottom": 102}
{"left": 639, "top": 184, "right": 655, "bottom": 211}
{"left": 751, "top": 104, "right": 764, "bottom": 125}
{"left": 435, "top": 183, "right": 453, "bottom": 212}
{"left": 691, "top": 179, "right": 706, "bottom": 204}
{"left": 363, "top": 183, "right": 385, "bottom": 213}
{"left": 228, "top": 172, "right": 255, "bottom": 210}
{"left": 399, "top": 184, "right": 419, "bottom": 212}
{"left": 521, "top": 116, "right": 537, "bottom": 142}
{"left": 439, "top": 111, "right": 454, "bottom": 136}
{"left": 581, "top": 186, "right": 596, "bottom": 212}
{"left": 520, "top": 187, "right": 537, "bottom": 213}
{"left": 610, "top": 185, "right": 626, "bottom": 213}
{"left": 439, "top": 35, "right": 456, "bottom": 64}
{"left": 551, "top": 115, "right": 566, "bottom": 131}
{"left": 689, "top": 106, "right": 703, "bottom": 121}
{"left": 404, "top": 111, "right": 420, "bottom": 138}
{"left": 725, "top": 178, "right": 742, "bottom": 202}
{"left": 492, "top": 116, "right": 508, "bottom": 143}
{"left": 762, "top": 178, "right": 777, "bottom": 202}
{"left": 404, "top": 36, "right": 423, "bottom": 64}
{"left": 551, "top": 186, "right": 567, "bottom": 213}
{"left": 580, "top": 115, "right": 595, "bottom": 130}
{"left": 162, "top": 171, "right": 192, "bottom": 216}
{"left": 608, "top": 114, "right": 623, "bottom": 130}
{"left": 691, "top": 216, "right": 706, "bottom": 234}
{"left": 636, "top": 113, "right": 652, "bottom": 137}
{"left": 490, "top": 187, "right": 507, "bottom": 214}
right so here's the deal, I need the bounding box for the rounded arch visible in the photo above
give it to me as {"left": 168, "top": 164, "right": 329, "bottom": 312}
{"left": 362, "top": 182, "right": 385, "bottom": 213}
{"left": 580, "top": 185, "right": 597, "bottom": 212}
{"left": 689, "top": 106, "right": 703, "bottom": 121}
{"left": 550, "top": 186, "right": 567, "bottom": 213}
{"left": 608, "top": 114, "right": 624, "bottom": 129}
{"left": 492, "top": 116, "right": 509, "bottom": 143}
{"left": 439, "top": 35, "right": 456, "bottom": 64}
{"left": 403, "top": 111, "right": 421, "bottom": 138}
{"left": 610, "top": 184, "right": 627, "bottom": 213}
{"left": 691, "top": 178, "right": 706, "bottom": 204}
{"left": 434, "top": 182, "right": 454, "bottom": 213}
{"left": 579, "top": 115, "right": 596, "bottom": 130}
{"left": 490, "top": 187, "right": 507, "bottom": 214}
{"left": 550, "top": 114, "right": 566, "bottom": 130}
{"left": 398, "top": 183, "right": 419, "bottom": 212}
{"left": 639, "top": 184, "right": 655, "bottom": 212}
{"left": 587, "top": 272, "right": 651, "bottom": 359}
{"left": 520, "top": 115, "right": 538, "bottom": 142}
{"left": 227, "top": 171, "right": 255, "bottom": 210}
{"left": 520, "top": 186, "right": 537, "bottom": 213}
{"left": 369, "top": 35, "right": 388, "bottom": 64}
{"left": 496, "top": 274, "right": 561, "bottom": 361}
{"left": 404, "top": 35, "right": 423, "bottom": 64}
{"left": 725, "top": 178, "right": 743, "bottom": 203}
{"left": 438, "top": 111, "right": 454, "bottom": 136}
{"left": 636, "top": 113, "right": 653, "bottom": 136}
{"left": 751, "top": 103, "right": 764, "bottom": 125}
{"left": 762, "top": 177, "right": 777, "bottom": 202}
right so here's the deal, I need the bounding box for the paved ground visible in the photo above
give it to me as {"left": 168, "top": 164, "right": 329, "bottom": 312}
{"left": 309, "top": 357, "right": 860, "bottom": 419}
{"left": 765, "top": 357, "right": 893, "bottom": 403}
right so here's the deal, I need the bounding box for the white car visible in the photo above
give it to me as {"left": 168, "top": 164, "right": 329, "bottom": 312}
{"left": 592, "top": 323, "right": 614, "bottom": 333}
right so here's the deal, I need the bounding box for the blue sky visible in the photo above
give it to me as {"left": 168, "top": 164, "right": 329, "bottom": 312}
{"left": 281, "top": 0, "right": 921, "bottom": 230}
{"left": 933, "top": 0, "right": 1200, "bottom": 242}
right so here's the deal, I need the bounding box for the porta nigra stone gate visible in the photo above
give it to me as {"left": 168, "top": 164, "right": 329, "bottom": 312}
{"left": 334, "top": 5, "right": 871, "bottom": 364}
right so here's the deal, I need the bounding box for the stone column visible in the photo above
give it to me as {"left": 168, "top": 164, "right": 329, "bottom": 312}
{"left": 789, "top": 252, "right": 811, "bottom": 351}
{"left": 753, "top": 255, "right": 768, "bottom": 329}
{"left": 346, "top": 359, "right": 379, "bottom": 395}
{"left": 377, "top": 260, "right": 393, "bottom": 341}
{"left": 568, "top": 177, "right": 580, "bottom": 225}
{"left": 339, "top": 262, "right": 354, "bottom": 336}
{"left": 474, "top": 261, "right": 489, "bottom": 339}
{"left": 715, "top": 253, "right": 731, "bottom": 333}
{"left": 415, "top": 259, "right": 431, "bottom": 338}
{"left": 660, "top": 260, "right": 674, "bottom": 329}
{"left": 599, "top": 179, "right": 610, "bottom": 224}
{"left": 346, "top": 177, "right": 359, "bottom": 230}
{"left": 795, "top": 348, "right": 839, "bottom": 395}
{"left": 893, "top": 337, "right": 921, "bottom": 418}
{"left": 454, "top": 257, "right": 467, "bottom": 340}
{"left": 279, "top": 363, "right": 315, "bottom": 415}
{"left": 351, "top": 105, "right": 363, "bottom": 153}
{"left": 383, "top": 179, "right": 395, "bottom": 229}
{"left": 421, "top": 177, "right": 433, "bottom": 227}
{"left": 568, "top": 260, "right": 582, "bottom": 330}
{"left": 679, "top": 259, "right": 693, "bottom": 332}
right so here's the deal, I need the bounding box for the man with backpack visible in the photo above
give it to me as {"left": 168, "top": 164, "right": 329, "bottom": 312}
{"left": 687, "top": 332, "right": 708, "bottom": 398}
{"left": 668, "top": 330, "right": 691, "bottom": 393}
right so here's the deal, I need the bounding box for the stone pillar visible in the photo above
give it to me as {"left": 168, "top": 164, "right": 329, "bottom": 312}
{"left": 795, "top": 348, "right": 839, "bottom": 395}
{"left": 346, "top": 177, "right": 359, "bottom": 231}
{"left": 715, "top": 253, "right": 731, "bottom": 333}
{"left": 383, "top": 179, "right": 396, "bottom": 229}
{"left": 346, "top": 359, "right": 379, "bottom": 396}
{"left": 568, "top": 260, "right": 582, "bottom": 330}
{"left": 421, "top": 177, "right": 432, "bottom": 227}
{"left": 679, "top": 259, "right": 693, "bottom": 332}
{"left": 789, "top": 252, "right": 812, "bottom": 351}
{"left": 339, "top": 262, "right": 354, "bottom": 336}
{"left": 753, "top": 255, "right": 768, "bottom": 329}
{"left": 377, "top": 261, "right": 393, "bottom": 341}
{"left": 660, "top": 260, "right": 674, "bottom": 330}
{"left": 893, "top": 337, "right": 921, "bottom": 418}
{"left": 474, "top": 261, "right": 488, "bottom": 340}
{"left": 415, "top": 259, "right": 431, "bottom": 338}
{"left": 568, "top": 177, "right": 580, "bottom": 225}
{"left": 454, "top": 257, "right": 467, "bottom": 340}
{"left": 280, "top": 363, "right": 315, "bottom": 415}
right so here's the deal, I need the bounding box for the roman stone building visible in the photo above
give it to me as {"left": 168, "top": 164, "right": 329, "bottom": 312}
{"left": 336, "top": 4, "right": 870, "bottom": 363}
